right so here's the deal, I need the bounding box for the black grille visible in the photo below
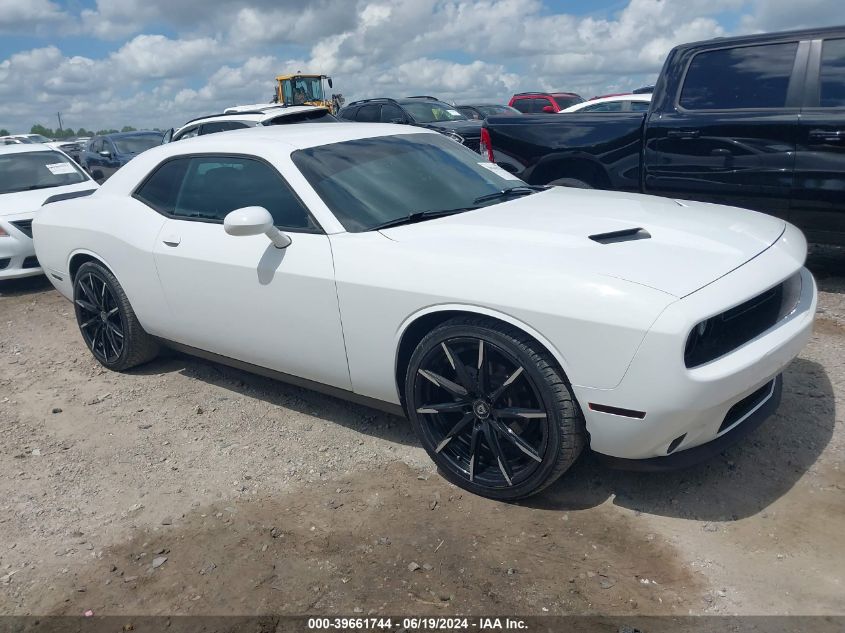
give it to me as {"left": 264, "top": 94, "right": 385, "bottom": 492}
{"left": 684, "top": 273, "right": 802, "bottom": 368}
{"left": 22, "top": 256, "right": 39, "bottom": 269}
{"left": 719, "top": 379, "right": 775, "bottom": 433}
{"left": 10, "top": 219, "right": 33, "bottom": 238}
{"left": 0, "top": 258, "right": 9, "bottom": 270}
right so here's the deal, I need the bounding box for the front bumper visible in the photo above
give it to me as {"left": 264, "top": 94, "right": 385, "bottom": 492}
{"left": 0, "top": 214, "right": 41, "bottom": 280}
{"left": 574, "top": 226, "right": 816, "bottom": 462}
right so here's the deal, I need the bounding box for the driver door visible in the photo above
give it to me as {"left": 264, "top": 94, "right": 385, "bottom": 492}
{"left": 139, "top": 154, "right": 351, "bottom": 390}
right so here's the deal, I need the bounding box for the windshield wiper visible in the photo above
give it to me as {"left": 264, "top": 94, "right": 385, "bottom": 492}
{"left": 473, "top": 186, "right": 545, "bottom": 205}
{"left": 369, "top": 207, "right": 478, "bottom": 232}
{"left": 3, "top": 184, "right": 61, "bottom": 193}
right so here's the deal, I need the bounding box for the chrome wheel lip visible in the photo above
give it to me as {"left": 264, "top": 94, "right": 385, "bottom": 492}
{"left": 413, "top": 335, "right": 550, "bottom": 490}
{"left": 74, "top": 271, "right": 126, "bottom": 364}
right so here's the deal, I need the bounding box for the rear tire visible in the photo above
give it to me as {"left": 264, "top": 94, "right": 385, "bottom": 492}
{"left": 405, "top": 316, "right": 585, "bottom": 500}
{"left": 73, "top": 261, "right": 159, "bottom": 371}
{"left": 548, "top": 177, "right": 593, "bottom": 189}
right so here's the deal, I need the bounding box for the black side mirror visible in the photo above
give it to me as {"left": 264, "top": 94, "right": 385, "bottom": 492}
{"left": 327, "top": 77, "right": 333, "bottom": 89}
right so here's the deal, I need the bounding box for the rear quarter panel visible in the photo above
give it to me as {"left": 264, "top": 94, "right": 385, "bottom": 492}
{"left": 33, "top": 193, "right": 170, "bottom": 335}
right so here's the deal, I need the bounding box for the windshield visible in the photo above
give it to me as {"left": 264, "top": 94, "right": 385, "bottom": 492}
{"left": 26, "top": 134, "right": 53, "bottom": 143}
{"left": 401, "top": 102, "right": 467, "bottom": 123}
{"left": 553, "top": 95, "right": 583, "bottom": 109}
{"left": 292, "top": 133, "right": 529, "bottom": 232}
{"left": 291, "top": 76, "right": 324, "bottom": 104}
{"left": 113, "top": 134, "right": 162, "bottom": 155}
{"left": 0, "top": 150, "right": 88, "bottom": 194}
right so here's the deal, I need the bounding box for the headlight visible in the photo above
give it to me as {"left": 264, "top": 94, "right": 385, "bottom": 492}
{"left": 444, "top": 131, "right": 464, "bottom": 144}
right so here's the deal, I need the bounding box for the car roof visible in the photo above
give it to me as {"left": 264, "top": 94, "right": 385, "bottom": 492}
{"left": 0, "top": 143, "right": 64, "bottom": 156}
{"left": 561, "top": 93, "right": 651, "bottom": 112}
{"left": 175, "top": 106, "right": 326, "bottom": 131}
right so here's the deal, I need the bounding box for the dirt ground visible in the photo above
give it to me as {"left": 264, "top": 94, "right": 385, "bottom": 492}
{"left": 1, "top": 247, "right": 843, "bottom": 618}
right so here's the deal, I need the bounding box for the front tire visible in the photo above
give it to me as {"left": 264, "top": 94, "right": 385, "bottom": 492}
{"left": 406, "top": 317, "right": 585, "bottom": 500}
{"left": 73, "top": 261, "right": 159, "bottom": 371}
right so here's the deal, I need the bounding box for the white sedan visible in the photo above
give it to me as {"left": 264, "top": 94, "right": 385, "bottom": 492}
{"left": 1, "top": 144, "right": 97, "bottom": 280}
{"left": 32, "top": 124, "right": 816, "bottom": 499}
{"left": 560, "top": 93, "right": 651, "bottom": 113}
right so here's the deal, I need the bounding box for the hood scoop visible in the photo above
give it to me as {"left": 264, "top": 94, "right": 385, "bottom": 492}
{"left": 589, "top": 227, "right": 651, "bottom": 244}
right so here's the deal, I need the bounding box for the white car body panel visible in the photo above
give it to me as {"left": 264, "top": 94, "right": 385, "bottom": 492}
{"left": 32, "top": 124, "right": 815, "bottom": 463}
{"left": 0, "top": 144, "right": 97, "bottom": 280}
{"left": 561, "top": 94, "right": 652, "bottom": 113}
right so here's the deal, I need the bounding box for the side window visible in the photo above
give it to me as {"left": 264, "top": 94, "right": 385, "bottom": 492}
{"left": 511, "top": 99, "right": 532, "bottom": 113}
{"left": 338, "top": 106, "right": 357, "bottom": 121}
{"left": 135, "top": 159, "right": 191, "bottom": 214}
{"left": 533, "top": 98, "right": 553, "bottom": 112}
{"left": 820, "top": 38, "right": 845, "bottom": 107}
{"left": 175, "top": 125, "right": 200, "bottom": 141}
{"left": 380, "top": 103, "right": 405, "bottom": 122}
{"left": 199, "top": 121, "right": 251, "bottom": 135}
{"left": 630, "top": 100, "right": 650, "bottom": 112}
{"left": 90, "top": 138, "right": 102, "bottom": 152}
{"left": 679, "top": 42, "right": 798, "bottom": 110}
{"left": 582, "top": 101, "right": 624, "bottom": 112}
{"left": 458, "top": 107, "right": 479, "bottom": 120}
{"left": 142, "top": 156, "right": 316, "bottom": 231}
{"left": 356, "top": 104, "right": 380, "bottom": 122}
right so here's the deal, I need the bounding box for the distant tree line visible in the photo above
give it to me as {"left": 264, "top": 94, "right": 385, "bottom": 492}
{"left": 30, "top": 124, "right": 139, "bottom": 138}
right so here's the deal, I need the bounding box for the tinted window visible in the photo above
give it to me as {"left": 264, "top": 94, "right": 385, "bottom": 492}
{"left": 820, "top": 38, "right": 845, "bottom": 107}
{"left": 401, "top": 101, "right": 467, "bottom": 123}
{"left": 630, "top": 100, "right": 651, "bottom": 112}
{"left": 337, "top": 106, "right": 357, "bottom": 121}
{"left": 356, "top": 104, "right": 380, "bottom": 122}
{"left": 511, "top": 99, "right": 530, "bottom": 113}
{"left": 135, "top": 159, "right": 190, "bottom": 214}
{"left": 137, "top": 156, "right": 315, "bottom": 231}
{"left": 200, "top": 121, "right": 251, "bottom": 135}
{"left": 552, "top": 95, "right": 583, "bottom": 109}
{"left": 581, "top": 101, "right": 624, "bottom": 112}
{"left": 0, "top": 150, "right": 88, "bottom": 194}
{"left": 533, "top": 98, "right": 553, "bottom": 111}
{"left": 680, "top": 42, "right": 798, "bottom": 110}
{"left": 291, "top": 133, "right": 529, "bottom": 233}
{"left": 380, "top": 103, "right": 405, "bottom": 122}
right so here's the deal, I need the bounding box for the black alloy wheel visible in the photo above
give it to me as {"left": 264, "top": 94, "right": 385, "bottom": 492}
{"left": 75, "top": 269, "right": 125, "bottom": 364}
{"left": 73, "top": 261, "right": 159, "bottom": 371}
{"left": 406, "top": 317, "right": 584, "bottom": 500}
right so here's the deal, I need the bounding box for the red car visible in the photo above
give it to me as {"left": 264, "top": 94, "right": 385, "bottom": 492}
{"left": 508, "top": 92, "right": 583, "bottom": 114}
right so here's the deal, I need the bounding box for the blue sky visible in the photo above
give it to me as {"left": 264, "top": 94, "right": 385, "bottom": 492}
{"left": 0, "top": 0, "right": 841, "bottom": 133}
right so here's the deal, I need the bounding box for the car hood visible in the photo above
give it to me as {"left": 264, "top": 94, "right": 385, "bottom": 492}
{"left": 0, "top": 181, "right": 97, "bottom": 217}
{"left": 380, "top": 187, "right": 787, "bottom": 298}
{"left": 419, "top": 120, "right": 482, "bottom": 136}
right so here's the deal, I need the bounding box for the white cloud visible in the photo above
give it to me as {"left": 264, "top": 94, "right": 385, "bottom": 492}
{"left": 0, "top": 0, "right": 65, "bottom": 33}
{"left": 0, "top": 0, "right": 842, "bottom": 134}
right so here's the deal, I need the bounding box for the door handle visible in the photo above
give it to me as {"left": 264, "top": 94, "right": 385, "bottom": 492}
{"left": 667, "top": 129, "right": 700, "bottom": 139}
{"left": 808, "top": 129, "right": 843, "bottom": 142}
{"left": 162, "top": 234, "right": 181, "bottom": 247}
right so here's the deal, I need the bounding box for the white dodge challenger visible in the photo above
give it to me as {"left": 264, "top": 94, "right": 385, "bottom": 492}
{"left": 32, "top": 124, "right": 816, "bottom": 499}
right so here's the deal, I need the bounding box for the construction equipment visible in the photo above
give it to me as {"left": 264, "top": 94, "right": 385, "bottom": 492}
{"left": 274, "top": 73, "right": 344, "bottom": 114}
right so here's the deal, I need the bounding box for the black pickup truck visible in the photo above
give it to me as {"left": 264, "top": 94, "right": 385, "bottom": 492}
{"left": 482, "top": 26, "right": 845, "bottom": 245}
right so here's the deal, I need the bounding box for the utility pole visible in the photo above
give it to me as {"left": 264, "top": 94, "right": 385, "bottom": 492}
{"left": 57, "top": 112, "right": 63, "bottom": 133}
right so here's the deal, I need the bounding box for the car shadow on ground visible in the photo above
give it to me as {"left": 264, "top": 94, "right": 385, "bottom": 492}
{"left": 134, "top": 348, "right": 834, "bottom": 522}
{"left": 0, "top": 275, "right": 53, "bottom": 298}
{"left": 129, "top": 351, "right": 420, "bottom": 447}
{"left": 530, "top": 358, "right": 835, "bottom": 521}
{"left": 807, "top": 243, "right": 845, "bottom": 291}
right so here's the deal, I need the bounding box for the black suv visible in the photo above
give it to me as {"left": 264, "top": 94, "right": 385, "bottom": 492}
{"left": 338, "top": 97, "right": 483, "bottom": 152}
